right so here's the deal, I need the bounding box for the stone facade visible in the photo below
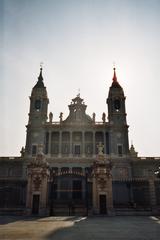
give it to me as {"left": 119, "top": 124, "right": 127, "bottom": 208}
{"left": 0, "top": 67, "right": 160, "bottom": 216}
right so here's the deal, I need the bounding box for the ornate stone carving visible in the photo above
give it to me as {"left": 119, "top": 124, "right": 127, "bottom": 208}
{"left": 98, "top": 177, "right": 106, "bottom": 190}
{"left": 33, "top": 175, "right": 42, "bottom": 190}
{"left": 63, "top": 95, "right": 93, "bottom": 124}
{"left": 26, "top": 145, "right": 50, "bottom": 215}
{"left": 29, "top": 144, "right": 49, "bottom": 168}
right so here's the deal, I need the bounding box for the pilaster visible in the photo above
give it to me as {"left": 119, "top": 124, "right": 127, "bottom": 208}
{"left": 103, "top": 131, "right": 106, "bottom": 154}
{"left": 93, "top": 131, "right": 96, "bottom": 157}
{"left": 58, "top": 131, "right": 62, "bottom": 157}
{"left": 48, "top": 131, "right": 52, "bottom": 156}
{"left": 69, "top": 131, "right": 73, "bottom": 157}
{"left": 82, "top": 131, "right": 85, "bottom": 157}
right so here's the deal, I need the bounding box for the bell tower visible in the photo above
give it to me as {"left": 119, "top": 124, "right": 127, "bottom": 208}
{"left": 107, "top": 68, "right": 129, "bottom": 156}
{"left": 25, "top": 67, "right": 49, "bottom": 156}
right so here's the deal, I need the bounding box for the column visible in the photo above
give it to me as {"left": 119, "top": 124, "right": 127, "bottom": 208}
{"left": 69, "top": 131, "right": 72, "bottom": 157}
{"left": 58, "top": 131, "right": 62, "bottom": 157}
{"left": 93, "top": 131, "right": 96, "bottom": 157}
{"left": 40, "top": 171, "right": 49, "bottom": 215}
{"left": 82, "top": 131, "right": 85, "bottom": 157}
{"left": 109, "top": 130, "right": 113, "bottom": 156}
{"left": 57, "top": 168, "right": 61, "bottom": 199}
{"left": 103, "top": 131, "right": 106, "bottom": 155}
{"left": 48, "top": 131, "right": 52, "bottom": 156}
{"left": 107, "top": 178, "right": 114, "bottom": 215}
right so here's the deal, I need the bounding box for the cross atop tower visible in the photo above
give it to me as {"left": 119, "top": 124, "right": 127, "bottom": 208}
{"left": 40, "top": 62, "right": 43, "bottom": 70}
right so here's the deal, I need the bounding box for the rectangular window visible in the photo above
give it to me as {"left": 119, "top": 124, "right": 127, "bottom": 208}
{"left": 52, "top": 144, "right": 59, "bottom": 154}
{"left": 32, "top": 145, "right": 37, "bottom": 156}
{"left": 85, "top": 144, "right": 93, "bottom": 155}
{"left": 62, "top": 144, "right": 69, "bottom": 154}
{"left": 74, "top": 145, "right": 80, "bottom": 155}
{"left": 117, "top": 145, "right": 123, "bottom": 156}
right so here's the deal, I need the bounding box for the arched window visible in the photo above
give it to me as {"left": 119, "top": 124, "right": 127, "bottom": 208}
{"left": 114, "top": 99, "right": 121, "bottom": 111}
{"left": 35, "top": 99, "right": 41, "bottom": 111}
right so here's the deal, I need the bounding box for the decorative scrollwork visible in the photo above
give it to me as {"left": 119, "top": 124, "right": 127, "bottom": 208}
{"left": 98, "top": 177, "right": 106, "bottom": 189}
{"left": 33, "top": 175, "right": 42, "bottom": 190}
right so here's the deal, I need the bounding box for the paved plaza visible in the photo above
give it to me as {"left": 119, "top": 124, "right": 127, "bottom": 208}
{"left": 0, "top": 215, "right": 160, "bottom": 240}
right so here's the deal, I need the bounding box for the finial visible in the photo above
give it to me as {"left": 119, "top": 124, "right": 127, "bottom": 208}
{"left": 38, "top": 62, "right": 43, "bottom": 81}
{"left": 40, "top": 62, "right": 43, "bottom": 70}
{"left": 34, "top": 63, "right": 45, "bottom": 88}
{"left": 40, "top": 62, "right": 43, "bottom": 74}
{"left": 77, "top": 88, "right": 80, "bottom": 97}
{"left": 112, "top": 65, "right": 117, "bottom": 82}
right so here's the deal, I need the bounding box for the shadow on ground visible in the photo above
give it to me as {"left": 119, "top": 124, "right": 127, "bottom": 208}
{"left": 44, "top": 216, "right": 160, "bottom": 240}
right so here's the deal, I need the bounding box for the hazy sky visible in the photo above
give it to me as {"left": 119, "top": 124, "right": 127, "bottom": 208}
{"left": 1, "top": 0, "right": 160, "bottom": 157}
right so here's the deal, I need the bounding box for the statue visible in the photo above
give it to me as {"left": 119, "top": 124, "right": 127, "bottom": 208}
{"left": 92, "top": 112, "right": 96, "bottom": 122}
{"left": 102, "top": 112, "right": 106, "bottom": 123}
{"left": 97, "top": 142, "right": 104, "bottom": 156}
{"left": 20, "top": 147, "right": 25, "bottom": 157}
{"left": 59, "top": 112, "right": 63, "bottom": 122}
{"left": 34, "top": 144, "right": 48, "bottom": 166}
{"left": 37, "top": 144, "right": 44, "bottom": 154}
{"left": 49, "top": 112, "right": 53, "bottom": 123}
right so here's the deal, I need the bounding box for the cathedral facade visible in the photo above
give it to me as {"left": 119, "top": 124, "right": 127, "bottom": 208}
{"left": 0, "top": 68, "right": 160, "bottom": 216}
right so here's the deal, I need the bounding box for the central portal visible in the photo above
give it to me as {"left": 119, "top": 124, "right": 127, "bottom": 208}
{"left": 49, "top": 173, "right": 92, "bottom": 216}
{"left": 99, "top": 194, "right": 107, "bottom": 214}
